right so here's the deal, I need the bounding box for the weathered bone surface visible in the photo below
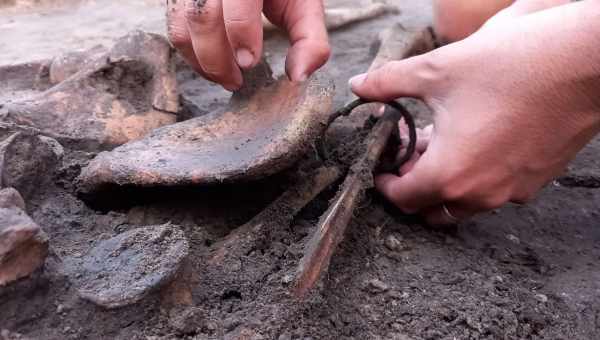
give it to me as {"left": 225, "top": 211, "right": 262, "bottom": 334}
{"left": 67, "top": 224, "right": 189, "bottom": 309}
{"left": 0, "top": 188, "right": 49, "bottom": 286}
{"left": 0, "top": 132, "right": 63, "bottom": 201}
{"left": 0, "top": 31, "right": 178, "bottom": 149}
{"left": 263, "top": 3, "right": 400, "bottom": 31}
{"left": 77, "top": 61, "right": 334, "bottom": 193}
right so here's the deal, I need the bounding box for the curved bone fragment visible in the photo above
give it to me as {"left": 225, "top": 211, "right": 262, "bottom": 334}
{"left": 77, "top": 61, "right": 334, "bottom": 194}
{"left": 0, "top": 31, "right": 178, "bottom": 149}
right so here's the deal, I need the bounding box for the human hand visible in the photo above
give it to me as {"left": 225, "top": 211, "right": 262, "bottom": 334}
{"left": 166, "top": 0, "right": 330, "bottom": 91}
{"left": 351, "top": 0, "right": 600, "bottom": 225}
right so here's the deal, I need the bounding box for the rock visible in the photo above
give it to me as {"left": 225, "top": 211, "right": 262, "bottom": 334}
{"left": 277, "top": 333, "right": 292, "bottom": 340}
{"left": 49, "top": 45, "right": 107, "bottom": 84}
{"left": 2, "top": 30, "right": 178, "bottom": 149}
{"left": 506, "top": 234, "right": 520, "bottom": 244}
{"left": 0, "top": 329, "right": 34, "bottom": 340}
{"left": 0, "top": 188, "right": 25, "bottom": 210}
{"left": 69, "top": 224, "right": 189, "bottom": 308}
{"left": 76, "top": 60, "right": 334, "bottom": 193}
{"left": 169, "top": 306, "right": 203, "bottom": 335}
{"left": 0, "top": 60, "right": 52, "bottom": 104}
{"left": 535, "top": 293, "right": 548, "bottom": 303}
{"left": 0, "top": 132, "right": 63, "bottom": 200}
{"left": 384, "top": 234, "right": 405, "bottom": 251}
{"left": 365, "top": 278, "right": 389, "bottom": 293}
{"left": 0, "top": 191, "right": 49, "bottom": 285}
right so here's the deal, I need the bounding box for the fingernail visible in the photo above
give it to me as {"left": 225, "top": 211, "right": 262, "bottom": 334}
{"left": 349, "top": 73, "right": 367, "bottom": 87}
{"left": 235, "top": 48, "right": 254, "bottom": 69}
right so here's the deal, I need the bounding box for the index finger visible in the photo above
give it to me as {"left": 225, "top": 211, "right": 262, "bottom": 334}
{"left": 264, "top": 0, "right": 330, "bottom": 81}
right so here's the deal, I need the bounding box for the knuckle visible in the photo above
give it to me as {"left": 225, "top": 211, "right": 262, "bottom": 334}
{"left": 184, "top": 0, "right": 220, "bottom": 24}
{"left": 415, "top": 48, "right": 447, "bottom": 85}
{"left": 479, "top": 192, "right": 510, "bottom": 211}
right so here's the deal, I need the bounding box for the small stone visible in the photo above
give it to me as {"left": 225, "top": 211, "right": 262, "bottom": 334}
{"left": 0, "top": 132, "right": 63, "bottom": 200}
{"left": 56, "top": 304, "right": 65, "bottom": 314}
{"left": 277, "top": 333, "right": 292, "bottom": 340}
{"left": 506, "top": 234, "right": 520, "bottom": 244}
{"left": 281, "top": 274, "right": 293, "bottom": 285}
{"left": 366, "top": 278, "right": 389, "bottom": 293}
{"left": 68, "top": 224, "right": 189, "bottom": 308}
{"left": 1, "top": 329, "right": 32, "bottom": 340}
{"left": 0, "top": 195, "right": 49, "bottom": 286}
{"left": 384, "top": 234, "right": 404, "bottom": 251}
{"left": 535, "top": 293, "right": 548, "bottom": 303}
{"left": 0, "top": 188, "right": 25, "bottom": 210}
{"left": 169, "top": 306, "right": 203, "bottom": 335}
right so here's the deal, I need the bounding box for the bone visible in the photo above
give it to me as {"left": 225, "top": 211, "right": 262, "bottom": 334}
{"left": 1, "top": 30, "right": 179, "bottom": 150}
{"left": 263, "top": 3, "right": 400, "bottom": 32}
{"left": 0, "top": 189, "right": 48, "bottom": 286}
{"left": 76, "top": 60, "right": 334, "bottom": 195}
{"left": 199, "top": 165, "right": 342, "bottom": 302}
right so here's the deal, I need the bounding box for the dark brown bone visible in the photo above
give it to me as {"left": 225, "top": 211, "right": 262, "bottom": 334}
{"left": 1, "top": 31, "right": 178, "bottom": 150}
{"left": 77, "top": 60, "right": 334, "bottom": 194}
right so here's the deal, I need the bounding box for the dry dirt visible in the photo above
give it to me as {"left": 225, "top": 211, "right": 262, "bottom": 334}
{"left": 1, "top": 1, "right": 600, "bottom": 340}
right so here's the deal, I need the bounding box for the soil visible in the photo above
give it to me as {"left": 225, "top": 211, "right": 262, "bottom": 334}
{"left": 1, "top": 1, "right": 600, "bottom": 340}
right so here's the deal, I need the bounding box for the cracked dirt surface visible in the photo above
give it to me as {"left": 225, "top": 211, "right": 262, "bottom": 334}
{"left": 1, "top": 1, "right": 600, "bottom": 339}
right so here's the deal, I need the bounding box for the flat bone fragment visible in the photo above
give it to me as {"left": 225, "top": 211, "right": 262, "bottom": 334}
{"left": 76, "top": 60, "right": 334, "bottom": 194}
{"left": 0, "top": 30, "right": 178, "bottom": 149}
{"left": 0, "top": 189, "right": 48, "bottom": 286}
{"left": 68, "top": 224, "right": 189, "bottom": 309}
{"left": 263, "top": 3, "right": 400, "bottom": 31}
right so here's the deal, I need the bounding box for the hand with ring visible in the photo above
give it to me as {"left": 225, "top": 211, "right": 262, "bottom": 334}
{"left": 350, "top": 0, "right": 600, "bottom": 225}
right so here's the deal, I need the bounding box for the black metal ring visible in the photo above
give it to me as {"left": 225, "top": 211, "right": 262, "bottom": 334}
{"left": 329, "top": 98, "right": 417, "bottom": 168}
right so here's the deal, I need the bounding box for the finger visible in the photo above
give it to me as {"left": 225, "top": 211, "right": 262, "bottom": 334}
{"left": 222, "top": 0, "right": 263, "bottom": 69}
{"left": 375, "top": 156, "right": 443, "bottom": 213}
{"left": 265, "top": 0, "right": 330, "bottom": 81}
{"left": 398, "top": 151, "right": 421, "bottom": 176}
{"left": 349, "top": 54, "right": 436, "bottom": 102}
{"left": 166, "top": 0, "right": 205, "bottom": 74}
{"left": 423, "top": 202, "right": 475, "bottom": 226}
{"left": 184, "top": 0, "right": 243, "bottom": 90}
{"left": 398, "top": 122, "right": 431, "bottom": 153}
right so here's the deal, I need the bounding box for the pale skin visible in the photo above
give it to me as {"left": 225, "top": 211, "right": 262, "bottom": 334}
{"left": 168, "top": 0, "right": 600, "bottom": 225}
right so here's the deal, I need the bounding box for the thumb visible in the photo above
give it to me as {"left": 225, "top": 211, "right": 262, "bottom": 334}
{"left": 349, "top": 54, "right": 435, "bottom": 102}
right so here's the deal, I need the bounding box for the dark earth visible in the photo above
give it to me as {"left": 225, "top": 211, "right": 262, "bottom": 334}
{"left": 1, "top": 1, "right": 599, "bottom": 339}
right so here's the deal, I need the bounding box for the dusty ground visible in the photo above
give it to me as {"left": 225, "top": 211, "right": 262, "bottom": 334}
{"left": 1, "top": 1, "right": 600, "bottom": 339}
